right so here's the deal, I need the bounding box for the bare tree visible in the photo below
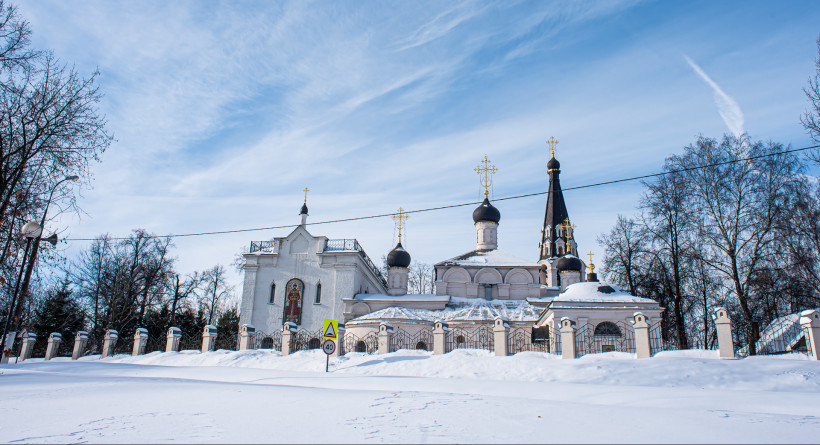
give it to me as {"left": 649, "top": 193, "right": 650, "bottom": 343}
{"left": 639, "top": 167, "right": 694, "bottom": 349}
{"left": 672, "top": 135, "right": 800, "bottom": 354}
{"left": 166, "top": 271, "right": 203, "bottom": 326}
{"left": 408, "top": 262, "right": 434, "bottom": 294}
{"left": 598, "top": 215, "right": 646, "bottom": 296}
{"left": 200, "top": 265, "right": 233, "bottom": 325}
{"left": 802, "top": 35, "right": 820, "bottom": 147}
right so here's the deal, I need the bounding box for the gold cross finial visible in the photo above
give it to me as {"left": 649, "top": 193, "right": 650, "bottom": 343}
{"left": 559, "top": 217, "right": 576, "bottom": 254}
{"left": 303, "top": 187, "right": 310, "bottom": 204}
{"left": 547, "top": 136, "right": 559, "bottom": 158}
{"left": 392, "top": 207, "right": 409, "bottom": 243}
{"left": 474, "top": 155, "right": 498, "bottom": 199}
{"left": 587, "top": 251, "right": 595, "bottom": 273}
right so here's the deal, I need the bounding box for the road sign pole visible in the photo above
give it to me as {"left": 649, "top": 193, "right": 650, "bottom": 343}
{"left": 326, "top": 353, "right": 329, "bottom": 373}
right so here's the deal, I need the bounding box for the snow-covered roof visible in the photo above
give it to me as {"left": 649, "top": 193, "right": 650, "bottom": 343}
{"left": 348, "top": 297, "right": 542, "bottom": 324}
{"left": 552, "top": 282, "right": 658, "bottom": 304}
{"left": 348, "top": 293, "right": 450, "bottom": 302}
{"left": 436, "top": 249, "right": 538, "bottom": 267}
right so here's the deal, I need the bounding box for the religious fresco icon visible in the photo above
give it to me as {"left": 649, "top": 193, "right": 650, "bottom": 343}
{"left": 283, "top": 278, "right": 305, "bottom": 325}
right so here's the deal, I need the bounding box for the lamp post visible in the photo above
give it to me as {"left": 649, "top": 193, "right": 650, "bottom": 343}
{"left": 4, "top": 175, "right": 79, "bottom": 359}
{"left": 0, "top": 222, "right": 41, "bottom": 362}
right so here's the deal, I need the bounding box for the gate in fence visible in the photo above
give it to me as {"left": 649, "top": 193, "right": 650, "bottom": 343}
{"left": 445, "top": 325, "right": 494, "bottom": 352}
{"left": 390, "top": 326, "right": 434, "bottom": 352}
{"left": 575, "top": 321, "right": 635, "bottom": 357}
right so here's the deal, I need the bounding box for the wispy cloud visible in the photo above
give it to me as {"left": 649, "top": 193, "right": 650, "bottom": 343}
{"left": 684, "top": 55, "right": 745, "bottom": 138}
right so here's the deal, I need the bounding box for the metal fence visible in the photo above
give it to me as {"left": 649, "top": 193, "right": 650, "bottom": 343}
{"left": 252, "top": 330, "right": 282, "bottom": 350}
{"left": 575, "top": 321, "right": 635, "bottom": 357}
{"left": 390, "top": 327, "right": 434, "bottom": 352}
{"left": 344, "top": 332, "right": 378, "bottom": 354}
{"left": 289, "top": 329, "right": 323, "bottom": 353}
{"left": 445, "top": 325, "right": 494, "bottom": 352}
{"left": 507, "top": 326, "right": 556, "bottom": 355}
{"left": 737, "top": 315, "right": 808, "bottom": 357}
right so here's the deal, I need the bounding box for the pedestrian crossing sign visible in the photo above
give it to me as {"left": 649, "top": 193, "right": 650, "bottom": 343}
{"left": 323, "top": 319, "right": 338, "bottom": 340}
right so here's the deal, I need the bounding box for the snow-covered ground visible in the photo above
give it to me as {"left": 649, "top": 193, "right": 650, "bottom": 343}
{"left": 2, "top": 349, "right": 820, "bottom": 443}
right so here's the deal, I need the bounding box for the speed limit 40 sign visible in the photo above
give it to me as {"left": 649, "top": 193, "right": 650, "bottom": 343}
{"left": 322, "top": 339, "right": 336, "bottom": 355}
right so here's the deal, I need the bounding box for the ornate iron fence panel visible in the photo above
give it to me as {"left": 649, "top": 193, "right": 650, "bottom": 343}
{"left": 145, "top": 335, "right": 166, "bottom": 353}
{"left": 445, "top": 325, "right": 494, "bottom": 352}
{"left": 507, "top": 326, "right": 555, "bottom": 355}
{"left": 575, "top": 321, "right": 636, "bottom": 357}
{"left": 179, "top": 334, "right": 202, "bottom": 351}
{"left": 114, "top": 336, "right": 133, "bottom": 355}
{"left": 649, "top": 323, "right": 672, "bottom": 355}
{"left": 215, "top": 332, "right": 238, "bottom": 351}
{"left": 343, "top": 332, "right": 378, "bottom": 354}
{"left": 252, "top": 330, "right": 282, "bottom": 350}
{"left": 390, "top": 326, "right": 434, "bottom": 352}
{"left": 290, "top": 329, "right": 323, "bottom": 352}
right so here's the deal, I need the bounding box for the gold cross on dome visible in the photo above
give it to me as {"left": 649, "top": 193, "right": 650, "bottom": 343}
{"left": 474, "top": 155, "right": 498, "bottom": 199}
{"left": 547, "top": 136, "right": 559, "bottom": 158}
{"left": 303, "top": 187, "right": 310, "bottom": 203}
{"left": 392, "top": 207, "right": 409, "bottom": 243}
{"left": 587, "top": 251, "right": 595, "bottom": 273}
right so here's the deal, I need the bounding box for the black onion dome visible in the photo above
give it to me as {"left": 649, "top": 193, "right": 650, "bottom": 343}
{"left": 472, "top": 197, "right": 501, "bottom": 224}
{"left": 300, "top": 203, "right": 308, "bottom": 215}
{"left": 555, "top": 254, "right": 583, "bottom": 272}
{"left": 386, "top": 242, "right": 411, "bottom": 268}
{"left": 547, "top": 157, "right": 560, "bottom": 170}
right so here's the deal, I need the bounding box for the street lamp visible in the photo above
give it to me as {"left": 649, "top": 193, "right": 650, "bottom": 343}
{"left": 0, "top": 222, "right": 41, "bottom": 362}
{"left": 1, "top": 175, "right": 79, "bottom": 361}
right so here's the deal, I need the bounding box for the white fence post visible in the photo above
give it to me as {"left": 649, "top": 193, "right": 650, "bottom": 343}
{"left": 711, "top": 307, "right": 735, "bottom": 359}
{"left": 44, "top": 332, "right": 63, "bottom": 360}
{"left": 800, "top": 309, "right": 820, "bottom": 360}
{"left": 560, "top": 317, "right": 576, "bottom": 359}
{"left": 19, "top": 332, "right": 36, "bottom": 362}
{"left": 238, "top": 324, "right": 256, "bottom": 351}
{"left": 493, "top": 318, "right": 508, "bottom": 356}
{"left": 101, "top": 330, "right": 119, "bottom": 358}
{"left": 281, "top": 322, "right": 297, "bottom": 356}
{"left": 201, "top": 325, "right": 217, "bottom": 352}
{"left": 433, "top": 321, "right": 447, "bottom": 355}
{"left": 165, "top": 327, "right": 181, "bottom": 352}
{"left": 133, "top": 328, "right": 148, "bottom": 356}
{"left": 331, "top": 323, "right": 345, "bottom": 358}
{"left": 632, "top": 312, "right": 651, "bottom": 359}
{"left": 72, "top": 331, "right": 89, "bottom": 360}
{"left": 378, "top": 322, "right": 393, "bottom": 355}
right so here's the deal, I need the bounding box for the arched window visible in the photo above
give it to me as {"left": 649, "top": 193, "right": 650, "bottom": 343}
{"left": 355, "top": 341, "right": 367, "bottom": 352}
{"left": 415, "top": 341, "right": 427, "bottom": 350}
{"left": 308, "top": 338, "right": 321, "bottom": 349}
{"left": 594, "top": 321, "right": 622, "bottom": 337}
{"left": 261, "top": 337, "right": 274, "bottom": 349}
{"left": 269, "top": 282, "right": 276, "bottom": 304}
{"left": 314, "top": 283, "right": 322, "bottom": 304}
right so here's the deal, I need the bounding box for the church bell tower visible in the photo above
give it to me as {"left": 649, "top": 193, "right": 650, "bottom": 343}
{"left": 539, "top": 137, "right": 573, "bottom": 261}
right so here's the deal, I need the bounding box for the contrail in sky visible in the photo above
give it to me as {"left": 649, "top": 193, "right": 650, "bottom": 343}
{"left": 684, "top": 55, "right": 745, "bottom": 138}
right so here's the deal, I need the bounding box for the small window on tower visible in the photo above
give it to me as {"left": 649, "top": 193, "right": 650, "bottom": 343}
{"left": 269, "top": 283, "right": 276, "bottom": 304}
{"left": 314, "top": 283, "right": 322, "bottom": 304}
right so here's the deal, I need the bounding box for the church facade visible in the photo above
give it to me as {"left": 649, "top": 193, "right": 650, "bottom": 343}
{"left": 239, "top": 141, "right": 663, "bottom": 355}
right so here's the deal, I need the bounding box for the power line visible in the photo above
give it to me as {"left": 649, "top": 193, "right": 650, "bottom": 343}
{"left": 64, "top": 143, "right": 820, "bottom": 242}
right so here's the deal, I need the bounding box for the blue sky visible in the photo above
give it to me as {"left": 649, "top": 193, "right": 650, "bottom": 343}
{"left": 18, "top": 0, "right": 820, "bottom": 292}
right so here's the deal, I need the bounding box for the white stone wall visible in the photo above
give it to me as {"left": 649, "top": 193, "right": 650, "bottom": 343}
{"left": 475, "top": 221, "right": 498, "bottom": 251}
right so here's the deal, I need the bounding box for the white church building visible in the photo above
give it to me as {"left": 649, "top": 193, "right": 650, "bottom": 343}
{"left": 239, "top": 142, "right": 663, "bottom": 355}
